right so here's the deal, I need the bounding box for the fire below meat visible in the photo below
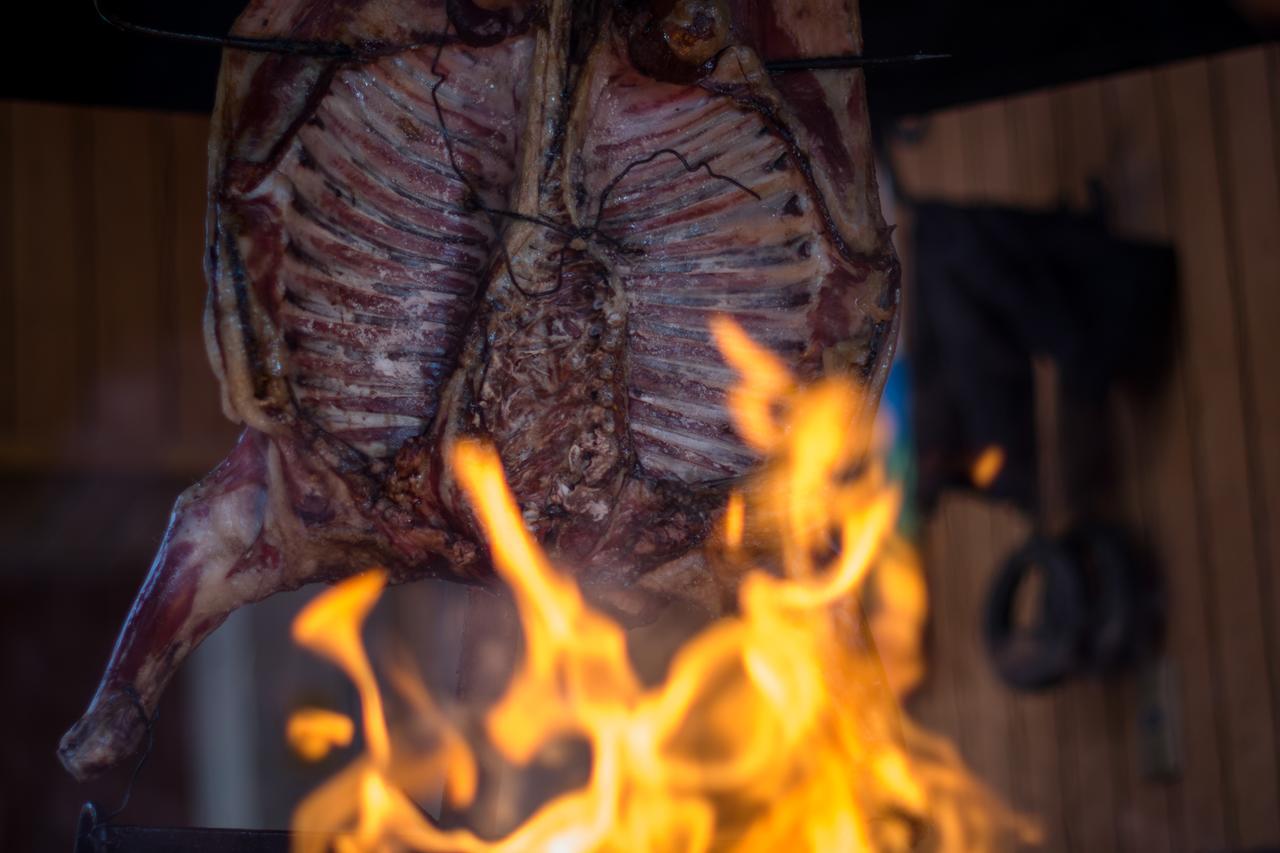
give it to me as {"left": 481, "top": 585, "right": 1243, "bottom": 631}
{"left": 284, "top": 319, "right": 1038, "bottom": 852}
{"left": 51, "top": 0, "right": 1038, "bottom": 845}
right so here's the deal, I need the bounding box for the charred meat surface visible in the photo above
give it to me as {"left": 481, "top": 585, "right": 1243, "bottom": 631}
{"left": 60, "top": 0, "right": 899, "bottom": 781}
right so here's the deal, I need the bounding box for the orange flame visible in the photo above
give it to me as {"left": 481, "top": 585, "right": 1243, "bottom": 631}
{"left": 287, "top": 318, "right": 1039, "bottom": 852}
{"left": 292, "top": 570, "right": 390, "bottom": 767}
{"left": 288, "top": 709, "right": 356, "bottom": 763}
{"left": 865, "top": 535, "right": 929, "bottom": 700}
{"left": 971, "top": 446, "right": 1005, "bottom": 490}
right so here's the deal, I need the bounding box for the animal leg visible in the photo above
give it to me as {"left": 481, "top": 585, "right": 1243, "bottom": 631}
{"left": 59, "top": 430, "right": 277, "bottom": 781}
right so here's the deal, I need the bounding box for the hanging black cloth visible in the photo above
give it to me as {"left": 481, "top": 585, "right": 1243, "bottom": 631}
{"left": 910, "top": 200, "right": 1177, "bottom": 513}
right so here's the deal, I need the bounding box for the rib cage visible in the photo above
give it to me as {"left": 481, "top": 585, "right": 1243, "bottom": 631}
{"left": 266, "top": 40, "right": 534, "bottom": 457}
{"left": 583, "top": 52, "right": 854, "bottom": 484}
{"left": 59, "top": 0, "right": 901, "bottom": 784}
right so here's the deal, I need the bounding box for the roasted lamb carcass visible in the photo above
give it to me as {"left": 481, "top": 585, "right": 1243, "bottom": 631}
{"left": 60, "top": 0, "right": 899, "bottom": 781}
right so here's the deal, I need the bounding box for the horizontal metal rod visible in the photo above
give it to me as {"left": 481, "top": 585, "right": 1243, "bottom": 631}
{"left": 93, "top": 0, "right": 362, "bottom": 58}
{"left": 73, "top": 803, "right": 470, "bottom": 853}
{"left": 77, "top": 824, "right": 294, "bottom": 853}
{"left": 764, "top": 52, "right": 951, "bottom": 73}
{"left": 96, "top": 2, "right": 949, "bottom": 72}
{"left": 75, "top": 804, "right": 294, "bottom": 853}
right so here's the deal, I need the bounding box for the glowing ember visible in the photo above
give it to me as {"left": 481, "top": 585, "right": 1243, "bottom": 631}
{"left": 970, "top": 447, "right": 1005, "bottom": 490}
{"left": 286, "top": 319, "right": 1039, "bottom": 852}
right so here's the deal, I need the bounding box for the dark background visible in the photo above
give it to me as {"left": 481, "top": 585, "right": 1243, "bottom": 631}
{"left": 0, "top": 0, "right": 1274, "bottom": 115}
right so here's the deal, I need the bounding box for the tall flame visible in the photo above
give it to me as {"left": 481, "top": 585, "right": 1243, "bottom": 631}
{"left": 287, "top": 319, "right": 1039, "bottom": 852}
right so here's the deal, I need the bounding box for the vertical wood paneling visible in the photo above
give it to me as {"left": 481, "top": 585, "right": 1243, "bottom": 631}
{"left": 921, "top": 100, "right": 1022, "bottom": 798}
{"left": 1001, "top": 88, "right": 1071, "bottom": 853}
{"left": 1005, "top": 89, "right": 1061, "bottom": 209}
{"left": 1088, "top": 72, "right": 1178, "bottom": 849}
{"left": 892, "top": 45, "right": 1280, "bottom": 852}
{"left": 0, "top": 102, "right": 14, "bottom": 433}
{"left": 1272, "top": 45, "right": 1280, "bottom": 188}
{"left": 1, "top": 103, "right": 235, "bottom": 475}
{"left": 945, "top": 497, "right": 1018, "bottom": 794}
{"left": 888, "top": 121, "right": 935, "bottom": 201}
{"left": 913, "top": 513, "right": 966, "bottom": 738}
{"left": 954, "top": 99, "right": 1022, "bottom": 804}
{"left": 938, "top": 103, "right": 1008, "bottom": 793}
{"left": 990, "top": 506, "right": 1070, "bottom": 853}
{"left": 899, "top": 112, "right": 963, "bottom": 750}
{"left": 89, "top": 109, "right": 164, "bottom": 463}
{"left": 1157, "top": 59, "right": 1280, "bottom": 847}
{"left": 930, "top": 108, "right": 971, "bottom": 201}
{"left": 1033, "top": 360, "right": 1090, "bottom": 853}
{"left": 1212, "top": 48, "right": 1280, "bottom": 804}
{"left": 10, "top": 104, "right": 84, "bottom": 447}
{"left": 1053, "top": 80, "right": 1125, "bottom": 853}
{"left": 170, "top": 113, "right": 233, "bottom": 456}
{"left": 151, "top": 115, "right": 181, "bottom": 442}
{"left": 895, "top": 110, "right": 967, "bottom": 757}
{"left": 1099, "top": 68, "right": 1227, "bottom": 851}
{"left": 1074, "top": 66, "right": 1178, "bottom": 847}
{"left": 994, "top": 91, "right": 1122, "bottom": 852}
{"left": 935, "top": 506, "right": 977, "bottom": 764}
{"left": 968, "top": 100, "right": 1017, "bottom": 200}
{"left": 1108, "top": 391, "right": 1177, "bottom": 853}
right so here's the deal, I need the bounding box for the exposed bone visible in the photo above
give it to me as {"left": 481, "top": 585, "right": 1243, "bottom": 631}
{"left": 60, "top": 0, "right": 897, "bottom": 779}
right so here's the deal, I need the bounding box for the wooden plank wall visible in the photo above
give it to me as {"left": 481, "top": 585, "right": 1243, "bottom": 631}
{"left": 0, "top": 102, "right": 236, "bottom": 479}
{"left": 0, "top": 102, "right": 235, "bottom": 848}
{"left": 893, "top": 44, "right": 1280, "bottom": 852}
